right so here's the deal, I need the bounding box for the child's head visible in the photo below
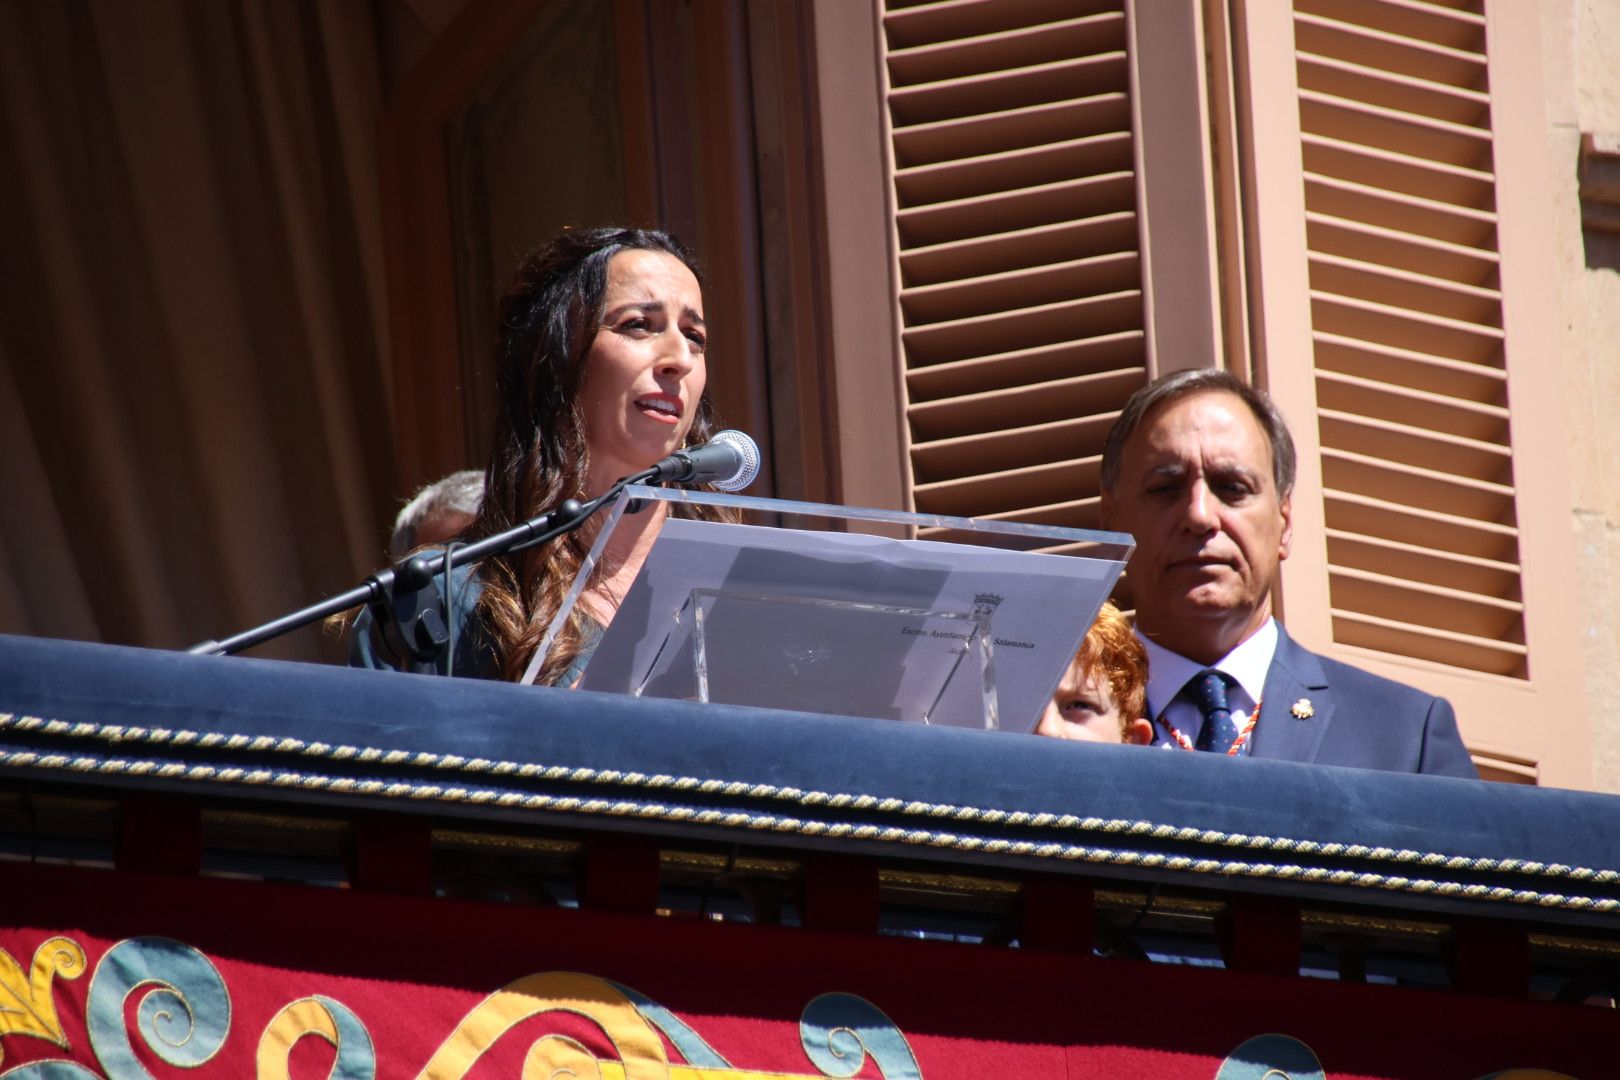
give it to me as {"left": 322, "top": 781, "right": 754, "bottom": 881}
{"left": 1036, "top": 601, "right": 1152, "bottom": 744}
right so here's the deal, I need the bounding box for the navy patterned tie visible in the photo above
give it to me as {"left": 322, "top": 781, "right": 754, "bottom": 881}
{"left": 1191, "top": 670, "right": 1239, "bottom": 753}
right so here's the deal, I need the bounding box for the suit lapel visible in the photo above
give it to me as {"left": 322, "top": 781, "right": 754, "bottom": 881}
{"left": 1253, "top": 629, "right": 1333, "bottom": 763}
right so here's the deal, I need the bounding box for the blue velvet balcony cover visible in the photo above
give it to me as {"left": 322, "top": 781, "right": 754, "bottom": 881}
{"left": 1, "top": 632, "right": 1617, "bottom": 927}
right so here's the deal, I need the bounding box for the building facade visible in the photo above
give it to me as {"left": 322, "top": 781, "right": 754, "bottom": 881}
{"left": 1, "top": 0, "right": 1615, "bottom": 790}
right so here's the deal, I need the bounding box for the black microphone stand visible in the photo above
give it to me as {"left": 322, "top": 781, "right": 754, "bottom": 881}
{"left": 187, "top": 470, "right": 654, "bottom": 668}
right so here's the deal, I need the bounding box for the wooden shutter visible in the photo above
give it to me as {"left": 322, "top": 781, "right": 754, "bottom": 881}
{"left": 879, "top": 0, "right": 1148, "bottom": 536}
{"left": 1235, "top": 1, "right": 1588, "bottom": 785}
{"left": 1296, "top": 0, "right": 1524, "bottom": 677}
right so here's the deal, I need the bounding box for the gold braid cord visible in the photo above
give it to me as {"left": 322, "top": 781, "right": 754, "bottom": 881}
{"left": 0, "top": 712, "right": 1616, "bottom": 916}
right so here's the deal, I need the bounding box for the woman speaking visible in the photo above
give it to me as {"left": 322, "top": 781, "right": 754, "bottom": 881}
{"left": 352, "top": 227, "right": 735, "bottom": 684}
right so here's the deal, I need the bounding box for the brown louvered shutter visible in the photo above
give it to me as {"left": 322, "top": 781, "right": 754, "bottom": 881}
{"left": 1296, "top": 0, "right": 1524, "bottom": 677}
{"left": 1236, "top": 1, "right": 1589, "bottom": 784}
{"left": 880, "top": 0, "right": 1146, "bottom": 537}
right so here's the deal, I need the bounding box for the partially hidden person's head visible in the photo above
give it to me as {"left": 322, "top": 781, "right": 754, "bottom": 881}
{"left": 390, "top": 469, "right": 484, "bottom": 556}
{"left": 1037, "top": 601, "right": 1152, "bottom": 744}
{"left": 1098, "top": 368, "right": 1294, "bottom": 666}
{"left": 480, "top": 226, "right": 722, "bottom": 527}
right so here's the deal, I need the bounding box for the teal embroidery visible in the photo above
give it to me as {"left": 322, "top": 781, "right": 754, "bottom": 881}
{"left": 85, "top": 938, "right": 229, "bottom": 1078}
{"left": 799, "top": 993, "right": 921, "bottom": 1080}
{"left": 608, "top": 981, "right": 729, "bottom": 1069}
{"left": 0, "top": 1063, "right": 102, "bottom": 1079}
{"left": 1216, "top": 1034, "right": 1325, "bottom": 1080}
{"left": 312, "top": 995, "right": 375, "bottom": 1080}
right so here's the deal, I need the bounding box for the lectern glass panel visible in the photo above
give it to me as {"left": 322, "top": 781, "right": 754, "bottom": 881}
{"left": 531, "top": 487, "right": 1132, "bottom": 733}
{"left": 634, "top": 588, "right": 998, "bottom": 727}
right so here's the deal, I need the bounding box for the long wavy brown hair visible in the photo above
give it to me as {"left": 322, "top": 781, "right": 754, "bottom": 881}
{"left": 464, "top": 227, "right": 731, "bottom": 683}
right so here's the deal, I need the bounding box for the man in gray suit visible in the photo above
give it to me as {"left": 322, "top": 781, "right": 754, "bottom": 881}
{"left": 1099, "top": 369, "right": 1476, "bottom": 776}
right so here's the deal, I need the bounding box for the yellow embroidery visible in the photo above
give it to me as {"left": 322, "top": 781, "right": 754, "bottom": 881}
{"left": 0, "top": 936, "right": 87, "bottom": 1063}
{"left": 257, "top": 993, "right": 374, "bottom": 1078}
{"left": 415, "top": 972, "right": 872, "bottom": 1080}
{"left": 259, "top": 997, "right": 340, "bottom": 1079}
{"left": 516, "top": 1034, "right": 599, "bottom": 1079}
{"left": 415, "top": 972, "right": 669, "bottom": 1080}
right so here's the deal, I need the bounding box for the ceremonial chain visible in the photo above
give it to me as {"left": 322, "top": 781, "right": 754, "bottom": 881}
{"left": 1158, "top": 698, "right": 1260, "bottom": 756}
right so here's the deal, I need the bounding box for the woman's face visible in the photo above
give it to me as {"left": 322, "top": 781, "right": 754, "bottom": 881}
{"left": 577, "top": 248, "right": 708, "bottom": 494}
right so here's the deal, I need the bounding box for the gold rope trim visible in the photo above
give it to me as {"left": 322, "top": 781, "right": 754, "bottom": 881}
{"left": 2, "top": 742, "right": 1615, "bottom": 915}
{"left": 2, "top": 711, "right": 1618, "bottom": 896}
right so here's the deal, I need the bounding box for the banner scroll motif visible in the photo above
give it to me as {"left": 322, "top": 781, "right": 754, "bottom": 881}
{"left": 0, "top": 935, "right": 1594, "bottom": 1079}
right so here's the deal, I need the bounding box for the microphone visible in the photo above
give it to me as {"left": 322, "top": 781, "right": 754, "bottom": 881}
{"left": 643, "top": 429, "right": 760, "bottom": 492}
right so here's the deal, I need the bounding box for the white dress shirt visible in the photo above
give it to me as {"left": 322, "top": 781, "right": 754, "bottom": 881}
{"left": 1139, "top": 618, "right": 1279, "bottom": 756}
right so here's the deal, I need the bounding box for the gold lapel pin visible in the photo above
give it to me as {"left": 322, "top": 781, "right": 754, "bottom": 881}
{"left": 1291, "top": 698, "right": 1314, "bottom": 719}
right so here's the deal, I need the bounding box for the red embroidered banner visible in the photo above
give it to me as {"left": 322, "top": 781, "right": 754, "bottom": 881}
{"left": 0, "top": 863, "right": 1612, "bottom": 1078}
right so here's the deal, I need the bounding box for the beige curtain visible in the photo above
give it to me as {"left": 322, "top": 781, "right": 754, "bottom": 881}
{"left": 0, "top": 0, "right": 397, "bottom": 660}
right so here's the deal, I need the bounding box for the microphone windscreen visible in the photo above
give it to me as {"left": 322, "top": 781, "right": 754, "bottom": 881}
{"left": 708, "top": 429, "right": 760, "bottom": 492}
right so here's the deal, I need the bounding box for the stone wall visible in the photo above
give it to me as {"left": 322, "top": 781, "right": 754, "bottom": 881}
{"left": 1542, "top": 0, "right": 1620, "bottom": 792}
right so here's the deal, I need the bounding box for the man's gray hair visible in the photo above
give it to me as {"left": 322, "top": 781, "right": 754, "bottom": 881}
{"left": 390, "top": 469, "right": 485, "bottom": 555}
{"left": 1099, "top": 369, "right": 1296, "bottom": 496}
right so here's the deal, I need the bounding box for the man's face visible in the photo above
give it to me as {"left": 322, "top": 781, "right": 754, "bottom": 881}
{"left": 1101, "top": 390, "right": 1292, "bottom": 664}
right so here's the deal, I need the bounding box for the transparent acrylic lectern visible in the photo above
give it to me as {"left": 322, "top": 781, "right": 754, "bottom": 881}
{"left": 525, "top": 487, "right": 1133, "bottom": 733}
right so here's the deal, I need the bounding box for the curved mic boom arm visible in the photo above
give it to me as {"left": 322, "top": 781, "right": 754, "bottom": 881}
{"left": 185, "top": 431, "right": 760, "bottom": 667}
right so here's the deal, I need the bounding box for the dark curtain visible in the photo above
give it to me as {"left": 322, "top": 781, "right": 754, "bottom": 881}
{"left": 0, "top": 0, "right": 398, "bottom": 659}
